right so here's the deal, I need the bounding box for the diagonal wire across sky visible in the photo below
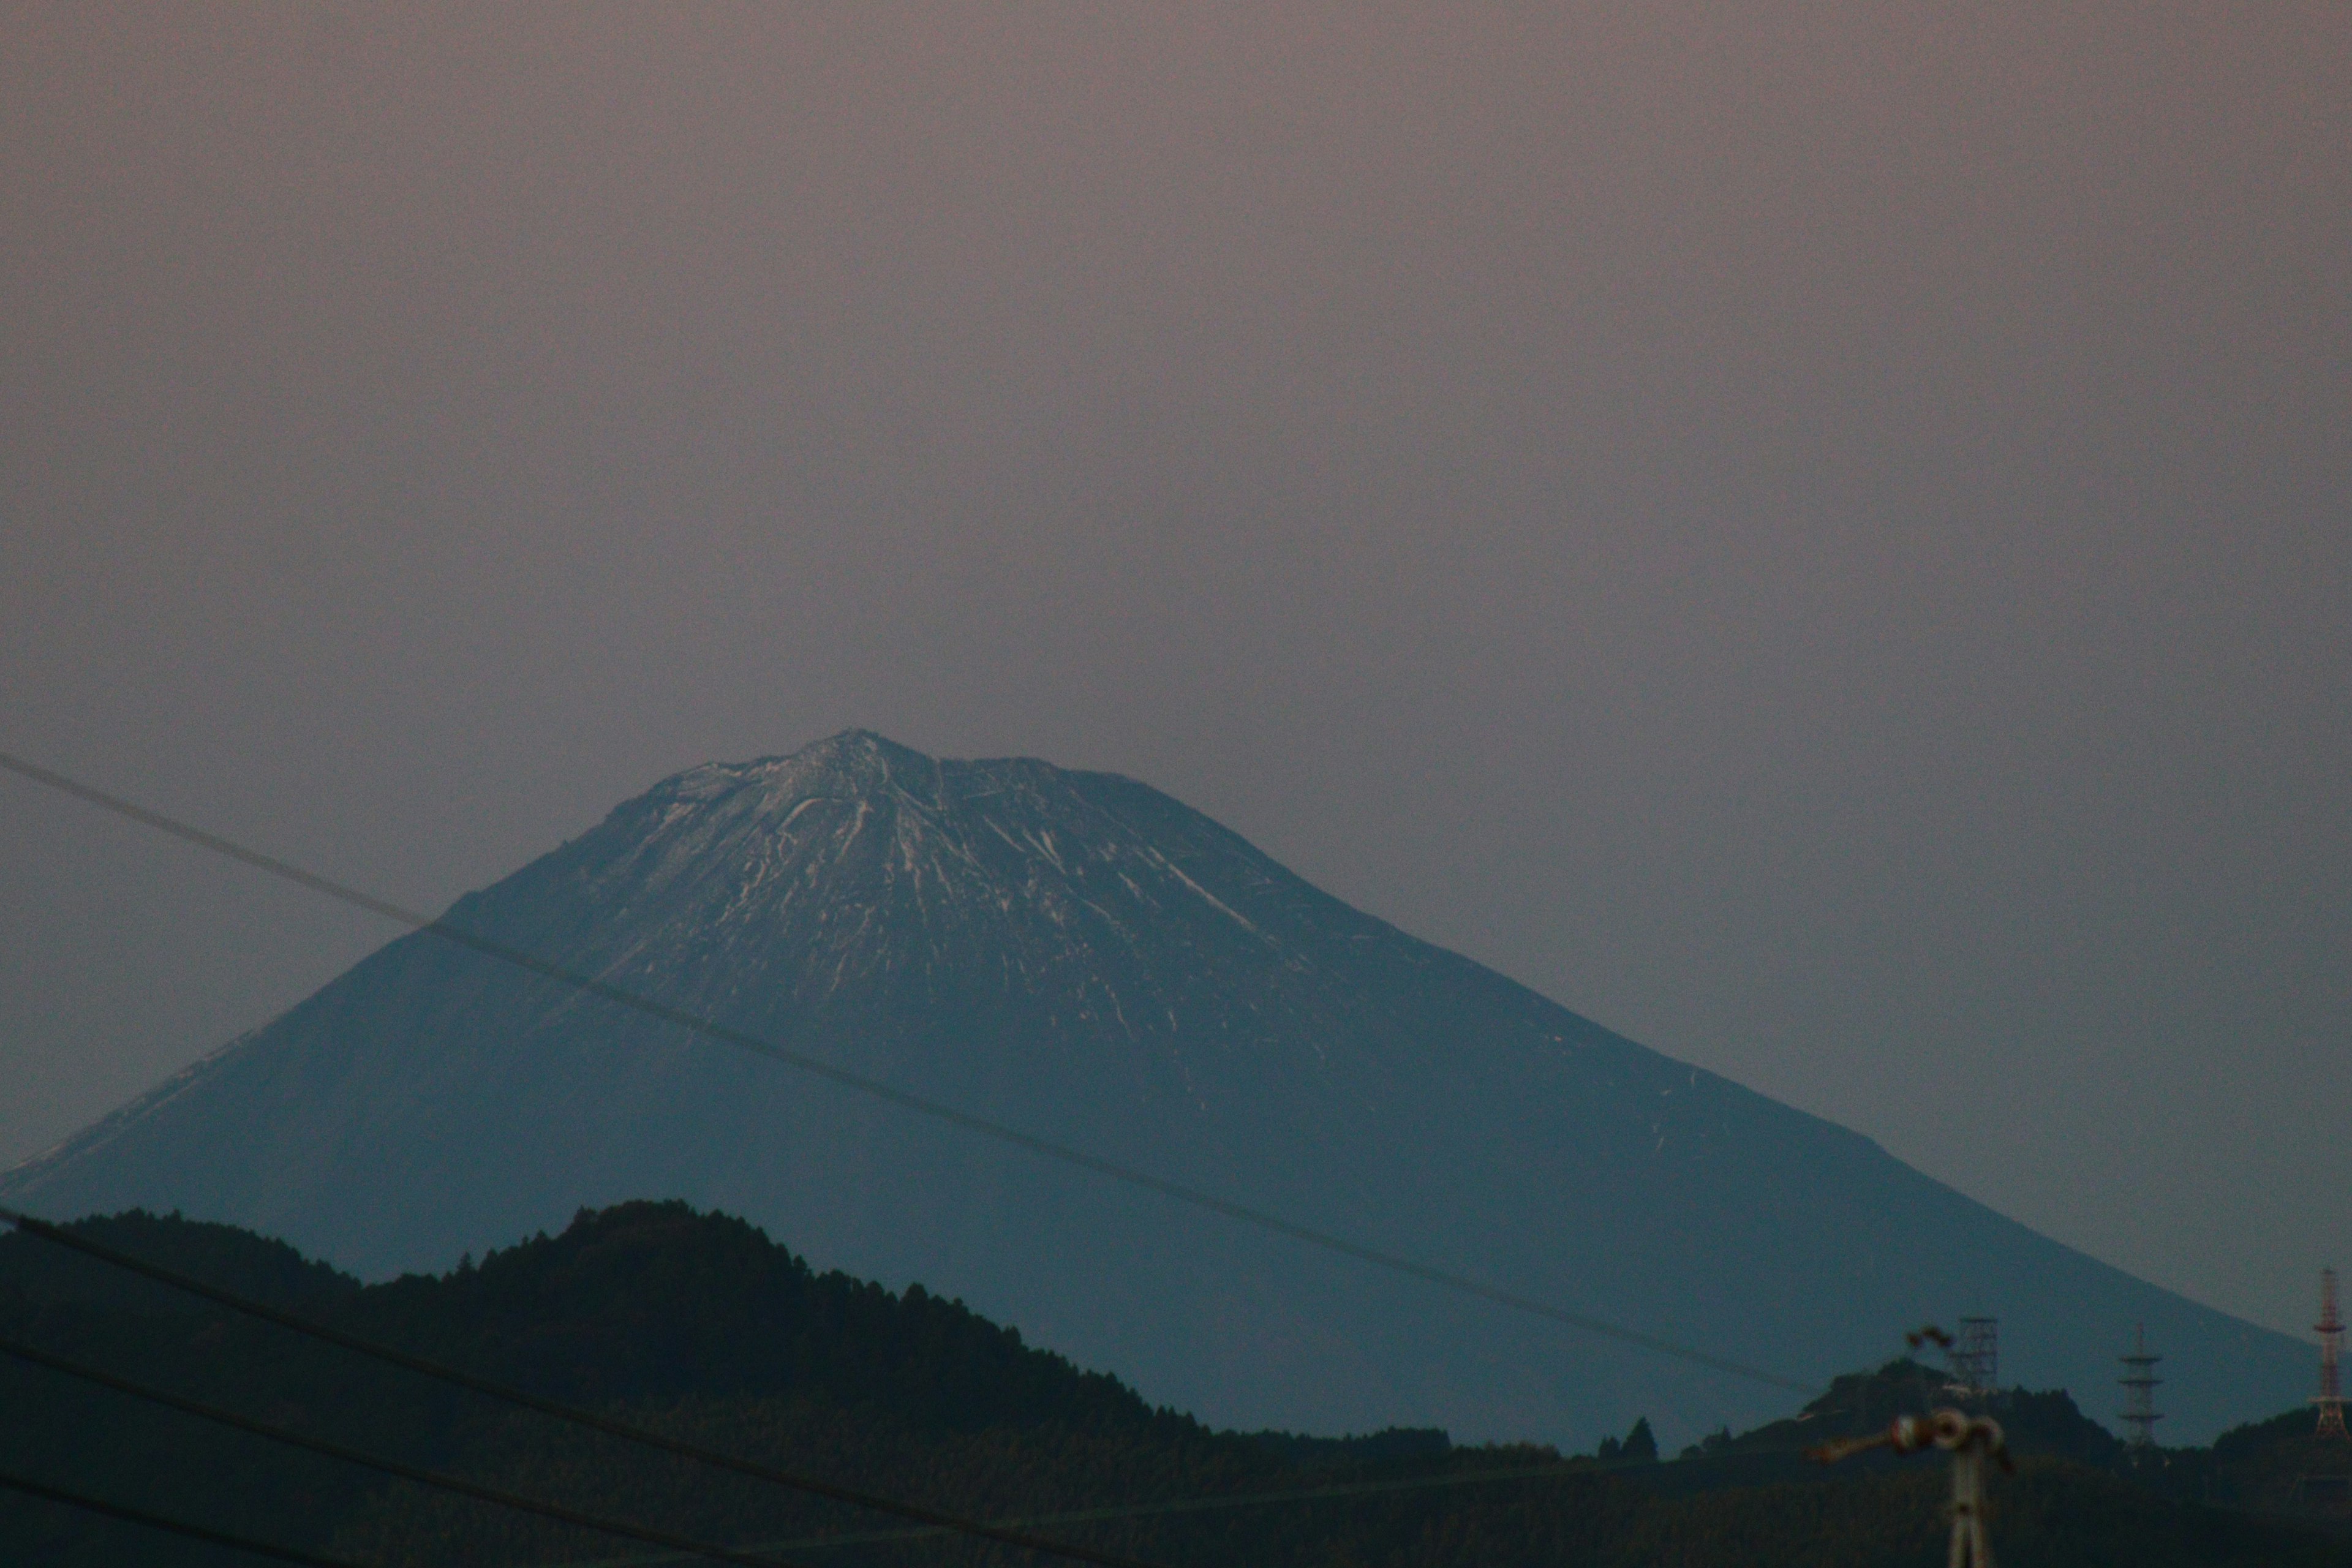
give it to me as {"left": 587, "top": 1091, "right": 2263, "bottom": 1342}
{"left": 0, "top": 748, "right": 1816, "bottom": 1396}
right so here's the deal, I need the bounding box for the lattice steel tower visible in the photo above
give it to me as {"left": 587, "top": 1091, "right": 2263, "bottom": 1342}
{"left": 2318, "top": 1267, "right": 2348, "bottom": 1441}
{"left": 2119, "top": 1324, "right": 2163, "bottom": 1449}
{"left": 1948, "top": 1316, "right": 1999, "bottom": 1399}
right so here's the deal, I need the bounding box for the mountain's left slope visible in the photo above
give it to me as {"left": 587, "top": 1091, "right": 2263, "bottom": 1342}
{"left": 0, "top": 731, "right": 2310, "bottom": 1446}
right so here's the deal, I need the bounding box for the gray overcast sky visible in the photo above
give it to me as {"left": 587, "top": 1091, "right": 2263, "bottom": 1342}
{"left": 2, "top": 2, "right": 2346, "bottom": 1344}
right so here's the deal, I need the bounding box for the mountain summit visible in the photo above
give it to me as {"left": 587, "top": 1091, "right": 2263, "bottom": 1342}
{"left": 1, "top": 732, "right": 2305, "bottom": 1443}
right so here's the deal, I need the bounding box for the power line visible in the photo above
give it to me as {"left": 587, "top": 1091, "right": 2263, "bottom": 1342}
{"left": 0, "top": 1334, "right": 820, "bottom": 1568}
{"left": 0, "top": 748, "right": 1814, "bottom": 1398}
{"left": 2, "top": 1298, "right": 1752, "bottom": 1568}
{"left": 0, "top": 1467, "right": 373, "bottom": 1568}
{"left": 549, "top": 1449, "right": 1715, "bottom": 1568}
{"left": 0, "top": 1207, "right": 1175, "bottom": 1568}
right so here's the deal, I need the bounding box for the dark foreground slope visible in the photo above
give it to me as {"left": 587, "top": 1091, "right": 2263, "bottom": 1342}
{"left": 0, "top": 731, "right": 2306, "bottom": 1442}
{"left": 1, "top": 1207, "right": 2342, "bottom": 1568}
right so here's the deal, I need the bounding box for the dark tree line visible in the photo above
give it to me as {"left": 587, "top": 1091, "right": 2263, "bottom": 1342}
{"left": 3, "top": 1203, "right": 2343, "bottom": 1567}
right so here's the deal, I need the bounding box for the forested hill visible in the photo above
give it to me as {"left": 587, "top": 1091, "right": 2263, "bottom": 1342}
{"left": 3, "top": 1202, "right": 2346, "bottom": 1567}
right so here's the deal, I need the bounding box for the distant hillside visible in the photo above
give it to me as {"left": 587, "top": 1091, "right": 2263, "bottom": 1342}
{"left": 0, "top": 731, "right": 2309, "bottom": 1445}
{"left": 3, "top": 1203, "right": 2345, "bottom": 1567}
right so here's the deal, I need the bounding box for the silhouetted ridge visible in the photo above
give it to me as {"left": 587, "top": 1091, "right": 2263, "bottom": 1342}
{"left": 3, "top": 1207, "right": 2341, "bottom": 1568}
{"left": 342, "top": 1200, "right": 1166, "bottom": 1429}
{"left": 0, "top": 1211, "right": 358, "bottom": 1316}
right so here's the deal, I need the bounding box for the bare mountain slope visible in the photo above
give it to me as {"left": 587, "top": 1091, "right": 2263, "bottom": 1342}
{"left": 0, "top": 732, "right": 2307, "bottom": 1445}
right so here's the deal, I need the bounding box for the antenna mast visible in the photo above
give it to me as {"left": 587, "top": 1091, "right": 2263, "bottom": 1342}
{"left": 2319, "top": 1268, "right": 2348, "bottom": 1441}
{"left": 2118, "top": 1324, "right": 2162, "bottom": 1449}
{"left": 1948, "top": 1317, "right": 1999, "bottom": 1401}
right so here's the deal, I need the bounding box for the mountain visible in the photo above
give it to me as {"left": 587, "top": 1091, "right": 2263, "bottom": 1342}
{"left": 0, "top": 731, "right": 2310, "bottom": 1446}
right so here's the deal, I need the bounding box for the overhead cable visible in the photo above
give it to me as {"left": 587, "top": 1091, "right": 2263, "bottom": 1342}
{"left": 0, "top": 1467, "right": 371, "bottom": 1568}
{"left": 0, "top": 749, "right": 1814, "bottom": 1396}
{"left": 0, "top": 1334, "right": 821, "bottom": 1568}
{"left": 546, "top": 1449, "right": 1698, "bottom": 1568}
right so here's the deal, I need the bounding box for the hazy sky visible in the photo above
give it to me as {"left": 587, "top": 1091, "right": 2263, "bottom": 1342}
{"left": 3, "top": 2, "right": 2345, "bottom": 1348}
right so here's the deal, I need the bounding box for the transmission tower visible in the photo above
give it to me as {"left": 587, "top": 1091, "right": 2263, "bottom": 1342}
{"left": 2118, "top": 1323, "right": 2162, "bottom": 1449}
{"left": 1948, "top": 1316, "right": 1999, "bottom": 1400}
{"left": 2318, "top": 1268, "right": 2348, "bottom": 1441}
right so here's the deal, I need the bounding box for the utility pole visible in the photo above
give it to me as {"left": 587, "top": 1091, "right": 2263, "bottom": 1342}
{"left": 1811, "top": 1407, "right": 2012, "bottom": 1568}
